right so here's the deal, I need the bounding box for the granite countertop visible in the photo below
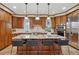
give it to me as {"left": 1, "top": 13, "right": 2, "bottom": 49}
{"left": 12, "top": 34, "right": 66, "bottom": 40}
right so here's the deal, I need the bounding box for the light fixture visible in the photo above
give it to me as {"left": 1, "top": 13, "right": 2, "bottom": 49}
{"left": 25, "top": 17, "right": 28, "bottom": 19}
{"left": 13, "top": 6, "right": 16, "bottom": 9}
{"left": 35, "top": 3, "right": 40, "bottom": 20}
{"left": 47, "top": 17, "right": 51, "bottom": 20}
{"left": 24, "top": 3, "right": 28, "bottom": 19}
{"left": 47, "top": 3, "right": 51, "bottom": 20}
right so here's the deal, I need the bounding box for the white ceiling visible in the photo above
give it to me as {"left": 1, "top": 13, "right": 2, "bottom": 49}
{"left": 3, "top": 3, "right": 78, "bottom": 15}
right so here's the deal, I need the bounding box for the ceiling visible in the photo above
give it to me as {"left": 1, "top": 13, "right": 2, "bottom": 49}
{"left": 3, "top": 3, "right": 78, "bottom": 15}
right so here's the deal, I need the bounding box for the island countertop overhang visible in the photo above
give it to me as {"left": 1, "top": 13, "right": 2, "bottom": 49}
{"left": 12, "top": 34, "right": 66, "bottom": 40}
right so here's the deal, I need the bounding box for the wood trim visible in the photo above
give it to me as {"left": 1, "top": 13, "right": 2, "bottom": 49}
{"left": 0, "top": 44, "right": 11, "bottom": 51}
{"left": 0, "top": 3, "right": 16, "bottom": 15}
{"left": 69, "top": 45, "right": 79, "bottom": 50}
{"left": 66, "top": 9, "right": 79, "bottom": 16}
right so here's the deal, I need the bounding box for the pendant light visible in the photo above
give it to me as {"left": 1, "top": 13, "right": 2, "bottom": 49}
{"left": 47, "top": 3, "right": 51, "bottom": 19}
{"left": 35, "top": 3, "right": 40, "bottom": 20}
{"left": 24, "top": 3, "right": 28, "bottom": 19}
{"left": 46, "top": 3, "right": 52, "bottom": 32}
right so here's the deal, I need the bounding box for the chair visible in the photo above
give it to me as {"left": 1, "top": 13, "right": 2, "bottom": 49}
{"left": 42, "top": 40, "right": 61, "bottom": 55}
{"left": 11, "top": 40, "right": 23, "bottom": 54}
{"left": 26, "top": 40, "right": 40, "bottom": 46}
{"left": 58, "top": 40, "right": 69, "bottom": 45}
{"left": 42, "top": 40, "right": 54, "bottom": 46}
{"left": 57, "top": 40, "right": 70, "bottom": 55}
{"left": 25, "top": 40, "right": 41, "bottom": 54}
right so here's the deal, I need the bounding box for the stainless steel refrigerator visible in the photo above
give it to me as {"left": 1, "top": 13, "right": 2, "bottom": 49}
{"left": 66, "top": 10, "right": 79, "bottom": 49}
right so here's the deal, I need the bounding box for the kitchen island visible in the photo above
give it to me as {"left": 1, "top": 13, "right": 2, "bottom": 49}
{"left": 12, "top": 34, "right": 67, "bottom": 55}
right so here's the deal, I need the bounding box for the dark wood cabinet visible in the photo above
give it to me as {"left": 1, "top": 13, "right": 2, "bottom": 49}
{"left": 29, "top": 17, "right": 46, "bottom": 29}
{"left": 12, "top": 17, "right": 24, "bottom": 28}
{"left": 0, "top": 8, "right": 12, "bottom": 50}
{"left": 0, "top": 21, "right": 12, "bottom": 50}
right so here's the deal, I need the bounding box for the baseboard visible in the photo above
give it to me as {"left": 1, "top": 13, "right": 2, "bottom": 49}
{"left": 69, "top": 45, "right": 79, "bottom": 50}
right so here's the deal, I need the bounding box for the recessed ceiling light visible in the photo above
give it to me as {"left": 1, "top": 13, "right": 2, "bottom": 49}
{"left": 13, "top": 6, "right": 16, "bottom": 9}
{"left": 62, "top": 7, "right": 66, "bottom": 10}
{"left": 52, "top": 12, "right": 55, "bottom": 14}
{"left": 24, "top": 11, "right": 26, "bottom": 13}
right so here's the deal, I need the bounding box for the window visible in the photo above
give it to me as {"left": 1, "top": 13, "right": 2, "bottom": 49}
{"left": 24, "top": 19, "right": 30, "bottom": 32}
{"left": 45, "top": 18, "right": 52, "bottom": 32}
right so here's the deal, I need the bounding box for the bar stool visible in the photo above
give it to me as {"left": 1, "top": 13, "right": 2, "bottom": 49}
{"left": 26, "top": 40, "right": 40, "bottom": 46}
{"left": 42, "top": 40, "right": 54, "bottom": 46}
{"left": 26, "top": 40, "right": 41, "bottom": 55}
{"left": 42, "top": 40, "right": 54, "bottom": 55}
{"left": 11, "top": 40, "right": 23, "bottom": 55}
{"left": 58, "top": 40, "right": 70, "bottom": 55}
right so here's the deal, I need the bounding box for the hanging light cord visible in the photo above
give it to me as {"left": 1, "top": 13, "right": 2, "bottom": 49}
{"left": 36, "top": 3, "right": 39, "bottom": 17}
{"left": 25, "top": 3, "right": 28, "bottom": 17}
{"left": 48, "top": 3, "right": 50, "bottom": 17}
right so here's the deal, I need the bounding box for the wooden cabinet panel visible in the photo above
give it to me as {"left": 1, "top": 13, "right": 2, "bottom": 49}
{"left": 17, "top": 17, "right": 24, "bottom": 28}
{"left": 0, "top": 9, "right": 5, "bottom": 20}
{"left": 51, "top": 18, "right": 56, "bottom": 28}
{"left": 0, "top": 8, "right": 12, "bottom": 50}
{"left": 71, "top": 33, "right": 78, "bottom": 43}
{"left": 0, "top": 21, "right": 6, "bottom": 50}
{"left": 12, "top": 17, "right": 17, "bottom": 28}
{"left": 29, "top": 17, "right": 46, "bottom": 29}
{"left": 55, "top": 17, "right": 61, "bottom": 25}
{"left": 12, "top": 17, "right": 24, "bottom": 28}
{"left": 67, "top": 13, "right": 73, "bottom": 17}
{"left": 60, "top": 16, "right": 67, "bottom": 24}
{"left": 52, "top": 16, "right": 67, "bottom": 33}
{"left": 0, "top": 21, "right": 12, "bottom": 50}
{"left": 40, "top": 17, "right": 46, "bottom": 28}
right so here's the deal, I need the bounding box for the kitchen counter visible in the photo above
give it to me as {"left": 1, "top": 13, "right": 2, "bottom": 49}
{"left": 12, "top": 34, "right": 66, "bottom": 40}
{"left": 12, "top": 34, "right": 67, "bottom": 55}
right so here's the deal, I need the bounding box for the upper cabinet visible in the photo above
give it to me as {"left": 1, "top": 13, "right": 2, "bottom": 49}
{"left": 12, "top": 17, "right": 24, "bottom": 28}
{"left": 55, "top": 16, "right": 61, "bottom": 25}
{"left": 0, "top": 8, "right": 12, "bottom": 50}
{"left": 29, "top": 17, "right": 46, "bottom": 29}
{"left": 0, "top": 9, "right": 12, "bottom": 23}
{"left": 51, "top": 18, "right": 56, "bottom": 28}
{"left": 53, "top": 15, "right": 67, "bottom": 26}
{"left": 60, "top": 16, "right": 67, "bottom": 24}
{"left": 67, "top": 10, "right": 79, "bottom": 22}
{"left": 0, "top": 9, "right": 5, "bottom": 20}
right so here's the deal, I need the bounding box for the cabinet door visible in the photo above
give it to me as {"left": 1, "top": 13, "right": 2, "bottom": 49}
{"left": 0, "top": 9, "right": 5, "bottom": 20}
{"left": 17, "top": 19, "right": 23, "bottom": 28}
{"left": 56, "top": 17, "right": 61, "bottom": 25}
{"left": 12, "top": 17, "right": 24, "bottom": 28}
{"left": 0, "top": 21, "right": 6, "bottom": 49}
{"left": 60, "top": 16, "right": 67, "bottom": 24}
{"left": 12, "top": 17, "right": 17, "bottom": 28}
